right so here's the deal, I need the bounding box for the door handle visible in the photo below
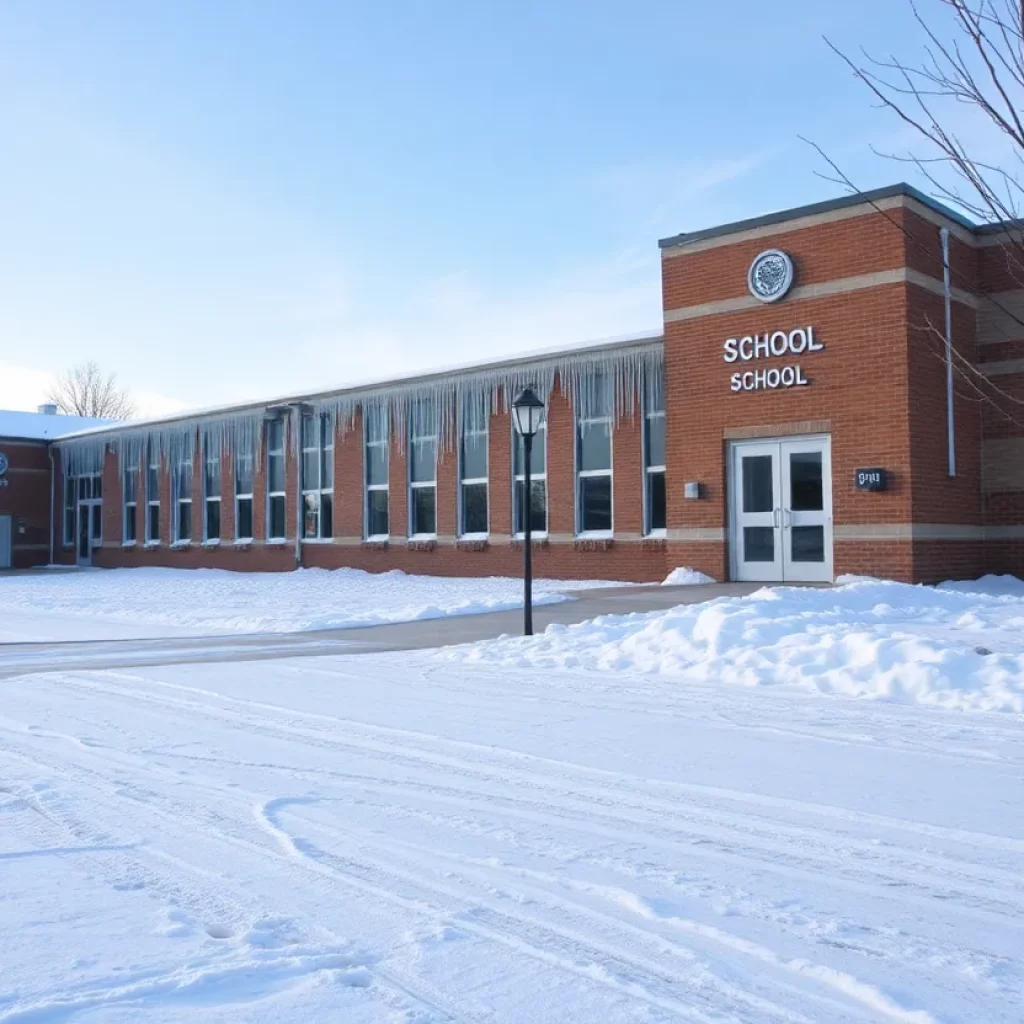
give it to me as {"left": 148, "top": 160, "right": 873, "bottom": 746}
{"left": 773, "top": 507, "right": 780, "bottom": 528}
{"left": 783, "top": 508, "right": 792, "bottom": 529}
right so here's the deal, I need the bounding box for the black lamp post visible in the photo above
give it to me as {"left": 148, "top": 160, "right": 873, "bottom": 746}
{"left": 512, "top": 387, "right": 546, "bottom": 636}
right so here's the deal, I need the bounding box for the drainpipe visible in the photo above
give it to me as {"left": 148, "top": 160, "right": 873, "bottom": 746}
{"left": 48, "top": 446, "right": 56, "bottom": 565}
{"left": 941, "top": 227, "right": 956, "bottom": 477}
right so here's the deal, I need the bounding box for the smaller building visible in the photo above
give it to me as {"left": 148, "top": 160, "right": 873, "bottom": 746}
{"left": 0, "top": 407, "right": 112, "bottom": 569}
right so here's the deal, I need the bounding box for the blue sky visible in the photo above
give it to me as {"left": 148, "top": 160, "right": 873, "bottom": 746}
{"left": 0, "top": 1, "right": 962, "bottom": 414}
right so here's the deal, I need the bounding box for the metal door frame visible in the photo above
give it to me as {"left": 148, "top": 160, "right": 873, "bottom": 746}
{"left": 729, "top": 434, "right": 833, "bottom": 583}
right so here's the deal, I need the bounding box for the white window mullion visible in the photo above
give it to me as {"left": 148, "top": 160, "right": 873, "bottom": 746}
{"left": 364, "top": 409, "right": 389, "bottom": 540}
{"left": 576, "top": 377, "right": 613, "bottom": 537}
{"left": 234, "top": 445, "right": 254, "bottom": 542}
{"left": 512, "top": 420, "right": 547, "bottom": 538}
{"left": 266, "top": 419, "right": 287, "bottom": 541}
{"left": 408, "top": 400, "right": 437, "bottom": 539}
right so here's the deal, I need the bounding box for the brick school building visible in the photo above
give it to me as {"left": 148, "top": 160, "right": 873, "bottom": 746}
{"left": 6, "top": 183, "right": 1021, "bottom": 583}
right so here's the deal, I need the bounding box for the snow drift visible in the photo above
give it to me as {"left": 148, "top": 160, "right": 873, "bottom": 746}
{"left": 448, "top": 576, "right": 1024, "bottom": 712}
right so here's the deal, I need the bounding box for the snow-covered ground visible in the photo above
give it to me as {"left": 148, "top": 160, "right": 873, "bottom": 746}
{"left": 2, "top": 577, "right": 1023, "bottom": 1021}
{"left": 0, "top": 567, "right": 624, "bottom": 642}
{"left": 2, "top": 647, "right": 1023, "bottom": 1022}
{"left": 451, "top": 575, "right": 1024, "bottom": 712}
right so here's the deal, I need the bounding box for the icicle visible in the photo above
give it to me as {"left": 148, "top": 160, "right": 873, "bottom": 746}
{"left": 55, "top": 338, "right": 664, "bottom": 470}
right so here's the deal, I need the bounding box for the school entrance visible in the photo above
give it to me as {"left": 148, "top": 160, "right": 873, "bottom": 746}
{"left": 729, "top": 436, "right": 833, "bottom": 583}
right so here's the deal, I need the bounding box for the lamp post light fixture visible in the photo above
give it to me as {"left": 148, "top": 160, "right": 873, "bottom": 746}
{"left": 512, "top": 387, "right": 546, "bottom": 636}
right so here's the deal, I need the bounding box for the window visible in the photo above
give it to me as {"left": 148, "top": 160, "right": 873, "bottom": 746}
{"left": 459, "top": 398, "right": 488, "bottom": 537}
{"left": 235, "top": 443, "right": 254, "bottom": 541}
{"left": 643, "top": 372, "right": 666, "bottom": 535}
{"left": 172, "top": 446, "right": 193, "bottom": 543}
{"left": 364, "top": 407, "right": 389, "bottom": 539}
{"left": 146, "top": 445, "right": 160, "bottom": 544}
{"left": 64, "top": 472, "right": 102, "bottom": 545}
{"left": 63, "top": 470, "right": 74, "bottom": 545}
{"left": 203, "top": 442, "right": 221, "bottom": 543}
{"left": 301, "top": 413, "right": 334, "bottom": 540}
{"left": 266, "top": 418, "right": 286, "bottom": 541}
{"left": 123, "top": 466, "right": 138, "bottom": 544}
{"left": 576, "top": 374, "right": 613, "bottom": 535}
{"left": 408, "top": 399, "right": 437, "bottom": 537}
{"left": 513, "top": 419, "right": 547, "bottom": 536}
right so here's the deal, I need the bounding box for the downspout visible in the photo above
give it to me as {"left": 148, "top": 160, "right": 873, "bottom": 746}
{"left": 941, "top": 227, "right": 956, "bottom": 477}
{"left": 48, "top": 446, "right": 56, "bottom": 565}
{"left": 288, "top": 402, "right": 308, "bottom": 569}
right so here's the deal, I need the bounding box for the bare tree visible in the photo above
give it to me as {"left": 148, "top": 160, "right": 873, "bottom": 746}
{"left": 47, "top": 361, "right": 136, "bottom": 420}
{"left": 818, "top": 0, "right": 1024, "bottom": 426}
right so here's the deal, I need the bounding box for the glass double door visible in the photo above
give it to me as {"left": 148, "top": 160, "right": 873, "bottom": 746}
{"left": 731, "top": 436, "right": 833, "bottom": 582}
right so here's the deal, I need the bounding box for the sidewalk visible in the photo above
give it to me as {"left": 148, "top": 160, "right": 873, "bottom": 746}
{"left": 0, "top": 581, "right": 774, "bottom": 677}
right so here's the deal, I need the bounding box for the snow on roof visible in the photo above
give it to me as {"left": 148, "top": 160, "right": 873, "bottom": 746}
{"left": 0, "top": 410, "right": 116, "bottom": 441}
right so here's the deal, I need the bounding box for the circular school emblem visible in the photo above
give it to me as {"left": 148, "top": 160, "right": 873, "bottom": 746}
{"left": 747, "top": 249, "right": 794, "bottom": 303}
{"left": 0, "top": 452, "right": 8, "bottom": 476}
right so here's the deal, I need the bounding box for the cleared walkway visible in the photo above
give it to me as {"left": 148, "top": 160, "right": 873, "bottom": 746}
{"left": 0, "top": 581, "right": 772, "bottom": 677}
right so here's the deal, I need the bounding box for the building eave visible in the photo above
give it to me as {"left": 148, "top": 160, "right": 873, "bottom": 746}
{"left": 657, "top": 183, "right": 979, "bottom": 251}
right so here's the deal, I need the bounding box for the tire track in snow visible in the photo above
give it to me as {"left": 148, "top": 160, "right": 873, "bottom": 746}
{"left": 0, "top": 744, "right": 487, "bottom": 1024}
{"left": 52, "top": 672, "right": 1024, "bottom": 921}
{"left": 93, "top": 667, "right": 1024, "bottom": 855}
{"left": 264, "top": 795, "right": 940, "bottom": 1024}
{"left": 7, "top": 669, "right": 1018, "bottom": 1019}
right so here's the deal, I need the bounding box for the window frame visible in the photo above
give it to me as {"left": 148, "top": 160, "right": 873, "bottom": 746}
{"left": 171, "top": 447, "right": 193, "bottom": 545}
{"left": 300, "top": 412, "right": 334, "bottom": 542}
{"left": 642, "top": 376, "right": 667, "bottom": 538}
{"left": 145, "top": 444, "right": 161, "bottom": 546}
{"left": 512, "top": 418, "right": 548, "bottom": 540}
{"left": 123, "top": 464, "right": 138, "bottom": 545}
{"left": 203, "top": 441, "right": 221, "bottom": 544}
{"left": 407, "top": 400, "right": 438, "bottom": 540}
{"left": 575, "top": 379, "right": 614, "bottom": 538}
{"left": 458, "top": 401, "right": 489, "bottom": 539}
{"left": 266, "top": 418, "right": 287, "bottom": 542}
{"left": 62, "top": 469, "right": 75, "bottom": 546}
{"left": 364, "top": 408, "right": 389, "bottom": 541}
{"left": 234, "top": 442, "right": 254, "bottom": 544}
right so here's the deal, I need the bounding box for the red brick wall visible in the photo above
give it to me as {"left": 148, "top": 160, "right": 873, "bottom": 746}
{"left": 0, "top": 438, "right": 53, "bottom": 568}
{"left": 660, "top": 200, "right": 1001, "bottom": 583}
{"left": 52, "top": 392, "right": 668, "bottom": 583}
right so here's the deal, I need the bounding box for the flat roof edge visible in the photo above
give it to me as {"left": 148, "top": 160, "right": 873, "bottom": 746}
{"left": 657, "top": 183, "right": 979, "bottom": 250}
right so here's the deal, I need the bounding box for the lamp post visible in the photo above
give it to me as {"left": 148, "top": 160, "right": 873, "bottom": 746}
{"left": 512, "top": 387, "right": 545, "bottom": 636}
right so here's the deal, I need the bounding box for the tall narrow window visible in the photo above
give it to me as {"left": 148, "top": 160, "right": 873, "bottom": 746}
{"left": 63, "top": 470, "right": 75, "bottom": 545}
{"left": 576, "top": 374, "right": 613, "bottom": 535}
{"left": 513, "top": 419, "right": 547, "bottom": 536}
{"left": 408, "top": 399, "right": 437, "bottom": 537}
{"left": 459, "top": 398, "right": 488, "bottom": 537}
{"left": 172, "top": 445, "right": 193, "bottom": 543}
{"left": 234, "top": 443, "right": 254, "bottom": 542}
{"left": 643, "top": 372, "right": 666, "bottom": 535}
{"left": 364, "top": 407, "right": 389, "bottom": 539}
{"left": 203, "top": 441, "right": 221, "bottom": 542}
{"left": 266, "top": 418, "right": 286, "bottom": 541}
{"left": 301, "top": 413, "right": 334, "bottom": 540}
{"left": 146, "top": 444, "right": 161, "bottom": 544}
{"left": 123, "top": 465, "right": 138, "bottom": 543}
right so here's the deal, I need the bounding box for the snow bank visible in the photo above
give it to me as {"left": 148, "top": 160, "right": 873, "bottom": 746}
{"left": 448, "top": 577, "right": 1024, "bottom": 712}
{"left": 0, "top": 566, "right": 625, "bottom": 640}
{"left": 662, "top": 566, "right": 716, "bottom": 586}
